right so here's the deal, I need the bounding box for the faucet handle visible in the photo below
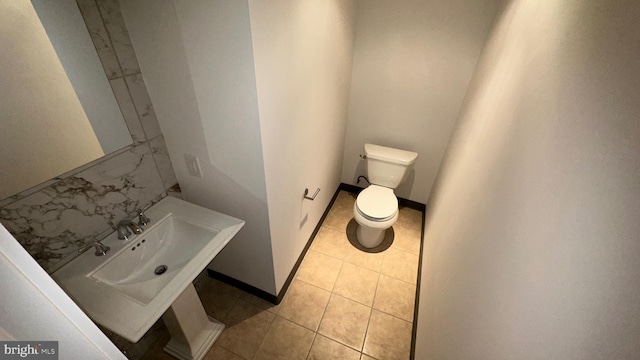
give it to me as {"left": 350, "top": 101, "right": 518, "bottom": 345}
{"left": 78, "top": 240, "right": 110, "bottom": 256}
{"left": 117, "top": 221, "right": 132, "bottom": 240}
{"left": 137, "top": 208, "right": 150, "bottom": 226}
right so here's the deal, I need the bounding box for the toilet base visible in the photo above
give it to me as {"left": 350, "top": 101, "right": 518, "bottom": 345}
{"left": 356, "top": 225, "right": 387, "bottom": 248}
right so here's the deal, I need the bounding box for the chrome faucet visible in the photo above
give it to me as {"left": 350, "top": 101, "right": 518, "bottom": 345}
{"left": 117, "top": 220, "right": 144, "bottom": 240}
{"left": 78, "top": 240, "right": 110, "bottom": 256}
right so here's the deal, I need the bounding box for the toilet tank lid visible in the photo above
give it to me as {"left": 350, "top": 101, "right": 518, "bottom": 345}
{"left": 365, "top": 144, "right": 418, "bottom": 165}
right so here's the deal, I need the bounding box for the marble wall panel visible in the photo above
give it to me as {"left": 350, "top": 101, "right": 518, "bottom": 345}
{"left": 125, "top": 73, "right": 163, "bottom": 139}
{"left": 110, "top": 77, "right": 146, "bottom": 143}
{"left": 77, "top": 0, "right": 122, "bottom": 79}
{"left": 0, "top": 143, "right": 165, "bottom": 271}
{"left": 150, "top": 136, "right": 178, "bottom": 190}
{"left": 96, "top": 0, "right": 140, "bottom": 75}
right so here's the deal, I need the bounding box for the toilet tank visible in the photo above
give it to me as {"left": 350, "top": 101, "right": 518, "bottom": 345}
{"left": 364, "top": 144, "right": 418, "bottom": 189}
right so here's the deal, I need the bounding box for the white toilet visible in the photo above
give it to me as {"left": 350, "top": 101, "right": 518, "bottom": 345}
{"left": 353, "top": 144, "right": 418, "bottom": 248}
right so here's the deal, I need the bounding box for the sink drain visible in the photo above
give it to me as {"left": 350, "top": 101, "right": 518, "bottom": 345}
{"left": 154, "top": 265, "right": 168, "bottom": 275}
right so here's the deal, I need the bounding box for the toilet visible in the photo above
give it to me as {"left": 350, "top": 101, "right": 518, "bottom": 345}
{"left": 353, "top": 144, "right": 418, "bottom": 248}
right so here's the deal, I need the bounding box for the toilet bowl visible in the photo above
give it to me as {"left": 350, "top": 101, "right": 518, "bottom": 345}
{"left": 353, "top": 185, "right": 398, "bottom": 248}
{"left": 353, "top": 144, "right": 417, "bottom": 248}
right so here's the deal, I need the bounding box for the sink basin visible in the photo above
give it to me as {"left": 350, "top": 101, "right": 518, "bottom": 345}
{"left": 53, "top": 196, "right": 245, "bottom": 344}
{"left": 90, "top": 215, "right": 220, "bottom": 305}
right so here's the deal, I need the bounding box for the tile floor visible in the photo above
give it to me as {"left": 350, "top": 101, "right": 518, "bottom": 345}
{"left": 140, "top": 191, "right": 423, "bottom": 360}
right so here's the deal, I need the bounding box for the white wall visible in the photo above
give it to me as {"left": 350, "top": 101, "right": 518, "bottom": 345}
{"left": 121, "top": 0, "right": 275, "bottom": 293}
{"left": 248, "top": 0, "right": 357, "bottom": 292}
{"left": 0, "top": 224, "right": 126, "bottom": 359}
{"left": 416, "top": 0, "right": 640, "bottom": 358}
{"left": 123, "top": 0, "right": 357, "bottom": 295}
{"left": 341, "top": 0, "right": 500, "bottom": 203}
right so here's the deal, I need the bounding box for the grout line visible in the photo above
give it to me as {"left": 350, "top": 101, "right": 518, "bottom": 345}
{"left": 379, "top": 273, "right": 419, "bottom": 286}
{"left": 305, "top": 335, "right": 318, "bottom": 359}
{"left": 249, "top": 310, "right": 277, "bottom": 360}
{"left": 295, "top": 278, "right": 331, "bottom": 296}
{"left": 333, "top": 271, "right": 380, "bottom": 309}
{"left": 276, "top": 285, "right": 326, "bottom": 333}
{"left": 370, "top": 302, "right": 415, "bottom": 325}
{"left": 93, "top": 0, "right": 126, "bottom": 80}
{"left": 121, "top": 74, "right": 151, "bottom": 141}
{"left": 315, "top": 291, "right": 332, "bottom": 334}
{"left": 218, "top": 344, "right": 246, "bottom": 360}
{"left": 319, "top": 293, "right": 371, "bottom": 353}
{"left": 329, "top": 255, "right": 344, "bottom": 293}
{"left": 360, "top": 271, "right": 382, "bottom": 355}
{"left": 214, "top": 301, "right": 249, "bottom": 359}
{"left": 310, "top": 244, "right": 350, "bottom": 263}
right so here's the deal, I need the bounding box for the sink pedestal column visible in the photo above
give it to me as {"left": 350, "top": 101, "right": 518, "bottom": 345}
{"left": 162, "top": 283, "right": 224, "bottom": 360}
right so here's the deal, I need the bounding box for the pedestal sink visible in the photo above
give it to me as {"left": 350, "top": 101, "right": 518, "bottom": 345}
{"left": 53, "top": 197, "right": 245, "bottom": 360}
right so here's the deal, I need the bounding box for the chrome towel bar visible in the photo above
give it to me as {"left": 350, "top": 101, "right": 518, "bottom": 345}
{"left": 304, "top": 188, "right": 320, "bottom": 200}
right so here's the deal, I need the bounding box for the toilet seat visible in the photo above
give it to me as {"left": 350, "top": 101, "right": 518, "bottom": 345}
{"left": 356, "top": 185, "right": 398, "bottom": 222}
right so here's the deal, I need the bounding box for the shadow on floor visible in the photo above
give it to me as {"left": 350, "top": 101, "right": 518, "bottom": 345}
{"left": 345, "top": 219, "right": 394, "bottom": 254}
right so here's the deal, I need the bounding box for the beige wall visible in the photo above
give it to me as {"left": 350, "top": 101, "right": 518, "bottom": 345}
{"left": 341, "top": 0, "right": 500, "bottom": 203}
{"left": 416, "top": 0, "right": 640, "bottom": 358}
{"left": 0, "top": 1, "right": 103, "bottom": 199}
{"left": 249, "top": 0, "right": 357, "bottom": 292}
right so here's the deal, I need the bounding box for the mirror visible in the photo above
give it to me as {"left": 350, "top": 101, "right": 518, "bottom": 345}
{"left": 0, "top": 0, "right": 132, "bottom": 200}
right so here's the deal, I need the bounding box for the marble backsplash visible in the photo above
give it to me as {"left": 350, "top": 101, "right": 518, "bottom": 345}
{"left": 0, "top": 0, "right": 179, "bottom": 272}
{"left": 0, "top": 142, "right": 180, "bottom": 271}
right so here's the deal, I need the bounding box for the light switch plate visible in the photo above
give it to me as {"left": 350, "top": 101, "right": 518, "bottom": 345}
{"left": 184, "top": 154, "right": 202, "bottom": 178}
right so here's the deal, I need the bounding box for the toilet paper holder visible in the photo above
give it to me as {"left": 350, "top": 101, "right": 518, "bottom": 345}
{"left": 304, "top": 188, "right": 320, "bottom": 201}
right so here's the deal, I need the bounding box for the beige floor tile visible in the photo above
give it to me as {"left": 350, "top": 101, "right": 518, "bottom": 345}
{"left": 391, "top": 225, "right": 422, "bottom": 255}
{"left": 307, "top": 334, "right": 361, "bottom": 360}
{"left": 205, "top": 344, "right": 245, "bottom": 360}
{"left": 361, "top": 355, "right": 377, "bottom": 360}
{"left": 240, "top": 292, "right": 280, "bottom": 314}
{"left": 323, "top": 207, "right": 354, "bottom": 232}
{"left": 311, "top": 226, "right": 351, "bottom": 260}
{"left": 296, "top": 250, "right": 343, "bottom": 291}
{"left": 122, "top": 320, "right": 168, "bottom": 360}
{"left": 363, "top": 310, "right": 412, "bottom": 360}
{"left": 216, "top": 301, "right": 275, "bottom": 359}
{"left": 318, "top": 294, "right": 372, "bottom": 351}
{"left": 395, "top": 207, "right": 423, "bottom": 231}
{"left": 198, "top": 278, "right": 243, "bottom": 321}
{"left": 373, "top": 275, "right": 416, "bottom": 322}
{"left": 203, "top": 278, "right": 245, "bottom": 298}
{"left": 380, "top": 248, "right": 419, "bottom": 284}
{"left": 253, "top": 317, "right": 315, "bottom": 360}
{"left": 344, "top": 246, "right": 384, "bottom": 272}
{"left": 277, "top": 280, "right": 331, "bottom": 331}
{"left": 333, "top": 262, "right": 380, "bottom": 306}
{"left": 331, "top": 191, "right": 357, "bottom": 212}
{"left": 140, "top": 346, "right": 176, "bottom": 360}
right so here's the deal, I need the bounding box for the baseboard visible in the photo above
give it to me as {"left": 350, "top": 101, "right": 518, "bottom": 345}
{"left": 338, "top": 182, "right": 364, "bottom": 194}
{"left": 207, "top": 185, "right": 343, "bottom": 305}
{"left": 410, "top": 200, "right": 426, "bottom": 360}
{"left": 207, "top": 269, "right": 279, "bottom": 304}
{"left": 338, "top": 182, "right": 426, "bottom": 212}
